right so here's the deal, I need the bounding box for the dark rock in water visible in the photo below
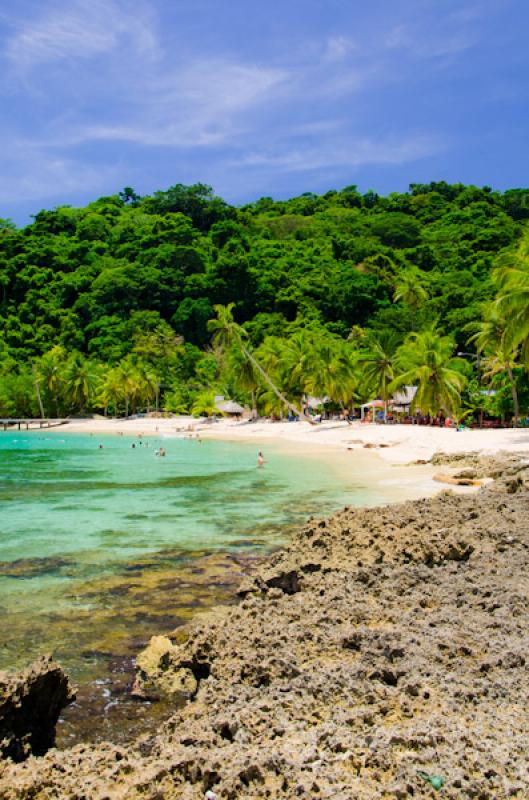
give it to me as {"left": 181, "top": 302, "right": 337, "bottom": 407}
{"left": 0, "top": 556, "right": 71, "bottom": 579}
{"left": 0, "top": 655, "right": 75, "bottom": 761}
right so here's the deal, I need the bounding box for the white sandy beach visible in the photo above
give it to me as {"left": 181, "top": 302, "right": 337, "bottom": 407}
{"left": 49, "top": 415, "right": 529, "bottom": 465}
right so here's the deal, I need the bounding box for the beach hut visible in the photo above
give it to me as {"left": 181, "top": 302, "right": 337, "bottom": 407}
{"left": 390, "top": 385, "right": 417, "bottom": 414}
{"left": 215, "top": 399, "right": 245, "bottom": 418}
{"left": 360, "top": 399, "right": 385, "bottom": 421}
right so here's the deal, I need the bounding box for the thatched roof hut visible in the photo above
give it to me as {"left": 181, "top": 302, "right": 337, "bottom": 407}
{"left": 215, "top": 400, "right": 245, "bottom": 417}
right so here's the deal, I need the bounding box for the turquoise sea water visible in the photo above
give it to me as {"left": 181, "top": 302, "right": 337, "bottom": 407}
{"left": 0, "top": 430, "right": 423, "bottom": 744}
{"left": 0, "top": 431, "right": 372, "bottom": 581}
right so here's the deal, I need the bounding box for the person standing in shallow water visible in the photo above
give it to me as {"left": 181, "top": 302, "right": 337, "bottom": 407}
{"left": 257, "top": 451, "right": 265, "bottom": 468}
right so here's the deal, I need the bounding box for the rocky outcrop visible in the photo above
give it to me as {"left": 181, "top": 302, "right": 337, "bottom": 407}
{"left": 432, "top": 472, "right": 483, "bottom": 486}
{"left": 1, "top": 457, "right": 529, "bottom": 798}
{"left": 0, "top": 656, "right": 75, "bottom": 762}
{"left": 431, "top": 449, "right": 529, "bottom": 477}
{"left": 132, "top": 636, "right": 198, "bottom": 699}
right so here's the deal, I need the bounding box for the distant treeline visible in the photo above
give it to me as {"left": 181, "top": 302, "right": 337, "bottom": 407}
{"left": 1, "top": 181, "right": 529, "bottom": 420}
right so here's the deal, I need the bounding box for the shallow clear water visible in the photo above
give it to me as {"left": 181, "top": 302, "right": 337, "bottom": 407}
{"left": 0, "top": 430, "right": 429, "bottom": 744}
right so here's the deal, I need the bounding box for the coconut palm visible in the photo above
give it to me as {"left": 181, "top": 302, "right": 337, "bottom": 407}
{"left": 281, "top": 331, "right": 316, "bottom": 413}
{"left": 208, "top": 304, "right": 312, "bottom": 421}
{"left": 359, "top": 331, "right": 400, "bottom": 421}
{"left": 163, "top": 382, "right": 190, "bottom": 414}
{"left": 225, "top": 346, "right": 261, "bottom": 419}
{"left": 63, "top": 353, "right": 99, "bottom": 414}
{"left": 390, "top": 327, "right": 466, "bottom": 417}
{"left": 133, "top": 325, "right": 184, "bottom": 373}
{"left": 468, "top": 307, "right": 521, "bottom": 424}
{"left": 114, "top": 358, "right": 143, "bottom": 417}
{"left": 135, "top": 361, "right": 160, "bottom": 412}
{"left": 97, "top": 366, "right": 124, "bottom": 416}
{"left": 493, "top": 236, "right": 529, "bottom": 364}
{"left": 36, "top": 346, "right": 67, "bottom": 416}
{"left": 191, "top": 388, "right": 217, "bottom": 417}
{"left": 481, "top": 349, "right": 521, "bottom": 424}
{"left": 393, "top": 268, "right": 429, "bottom": 310}
{"left": 305, "top": 338, "right": 358, "bottom": 416}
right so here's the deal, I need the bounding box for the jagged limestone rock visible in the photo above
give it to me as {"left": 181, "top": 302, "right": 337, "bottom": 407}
{"left": 134, "top": 636, "right": 198, "bottom": 699}
{"left": 0, "top": 655, "right": 75, "bottom": 762}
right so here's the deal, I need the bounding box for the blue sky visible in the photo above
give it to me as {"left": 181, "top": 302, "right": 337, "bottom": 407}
{"left": 0, "top": 0, "right": 527, "bottom": 224}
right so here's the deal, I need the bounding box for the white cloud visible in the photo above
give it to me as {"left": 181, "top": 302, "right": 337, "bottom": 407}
{"left": 27, "top": 59, "right": 289, "bottom": 149}
{"left": 5, "top": 0, "right": 157, "bottom": 71}
{"left": 0, "top": 3, "right": 463, "bottom": 211}
{"left": 234, "top": 135, "right": 444, "bottom": 173}
{"left": 384, "top": 21, "right": 476, "bottom": 60}
{"left": 0, "top": 148, "right": 119, "bottom": 204}
{"left": 324, "top": 35, "right": 356, "bottom": 62}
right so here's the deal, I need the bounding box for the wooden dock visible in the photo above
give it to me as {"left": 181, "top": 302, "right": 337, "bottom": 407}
{"left": 0, "top": 419, "right": 69, "bottom": 431}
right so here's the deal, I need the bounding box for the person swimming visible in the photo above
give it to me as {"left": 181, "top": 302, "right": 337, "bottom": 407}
{"left": 257, "top": 451, "right": 265, "bottom": 468}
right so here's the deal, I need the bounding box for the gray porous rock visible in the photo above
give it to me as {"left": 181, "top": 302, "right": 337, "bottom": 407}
{"left": 0, "top": 655, "right": 75, "bottom": 762}
{"left": 1, "top": 456, "right": 529, "bottom": 798}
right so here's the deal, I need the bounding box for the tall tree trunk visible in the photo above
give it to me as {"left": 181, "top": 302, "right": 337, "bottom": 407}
{"left": 32, "top": 365, "right": 45, "bottom": 418}
{"left": 507, "top": 367, "right": 519, "bottom": 426}
{"left": 241, "top": 344, "right": 315, "bottom": 425}
{"left": 251, "top": 389, "right": 257, "bottom": 420}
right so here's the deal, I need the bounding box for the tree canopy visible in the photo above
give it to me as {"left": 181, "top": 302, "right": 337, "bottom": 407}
{"left": 1, "top": 180, "right": 528, "bottom": 420}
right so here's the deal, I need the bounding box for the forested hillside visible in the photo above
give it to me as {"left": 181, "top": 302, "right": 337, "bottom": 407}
{"left": 1, "top": 181, "right": 529, "bottom": 419}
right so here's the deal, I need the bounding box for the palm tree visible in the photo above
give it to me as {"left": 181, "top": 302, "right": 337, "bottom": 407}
{"left": 390, "top": 327, "right": 466, "bottom": 418}
{"left": 481, "top": 349, "right": 521, "bottom": 424}
{"left": 281, "top": 331, "right": 316, "bottom": 413}
{"left": 114, "top": 358, "right": 143, "bottom": 417}
{"left": 305, "top": 338, "right": 358, "bottom": 417}
{"left": 393, "top": 268, "right": 429, "bottom": 332}
{"left": 64, "top": 353, "right": 99, "bottom": 414}
{"left": 393, "top": 269, "right": 429, "bottom": 310}
{"left": 135, "top": 360, "right": 160, "bottom": 412}
{"left": 208, "top": 304, "right": 312, "bottom": 422}
{"left": 163, "top": 382, "right": 190, "bottom": 414}
{"left": 36, "top": 346, "right": 67, "bottom": 416}
{"left": 133, "top": 325, "right": 184, "bottom": 373}
{"left": 469, "top": 307, "right": 521, "bottom": 424}
{"left": 359, "top": 331, "right": 400, "bottom": 421}
{"left": 191, "top": 389, "right": 217, "bottom": 417}
{"left": 225, "top": 346, "right": 261, "bottom": 419}
{"left": 493, "top": 235, "right": 529, "bottom": 364}
{"left": 97, "top": 366, "right": 124, "bottom": 416}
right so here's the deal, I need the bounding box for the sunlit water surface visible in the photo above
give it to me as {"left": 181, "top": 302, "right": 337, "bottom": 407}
{"left": 0, "top": 430, "right": 431, "bottom": 745}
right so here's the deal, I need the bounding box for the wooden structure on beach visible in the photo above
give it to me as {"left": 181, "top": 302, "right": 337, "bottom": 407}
{"left": 0, "top": 418, "right": 68, "bottom": 431}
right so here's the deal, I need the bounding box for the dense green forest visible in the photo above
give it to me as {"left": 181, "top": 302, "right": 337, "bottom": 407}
{"left": 1, "top": 181, "right": 529, "bottom": 421}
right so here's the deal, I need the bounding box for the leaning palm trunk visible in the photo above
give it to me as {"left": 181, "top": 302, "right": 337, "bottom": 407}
{"left": 240, "top": 343, "right": 315, "bottom": 425}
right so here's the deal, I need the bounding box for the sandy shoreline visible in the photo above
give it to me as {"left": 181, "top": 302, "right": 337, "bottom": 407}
{"left": 47, "top": 415, "right": 529, "bottom": 465}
